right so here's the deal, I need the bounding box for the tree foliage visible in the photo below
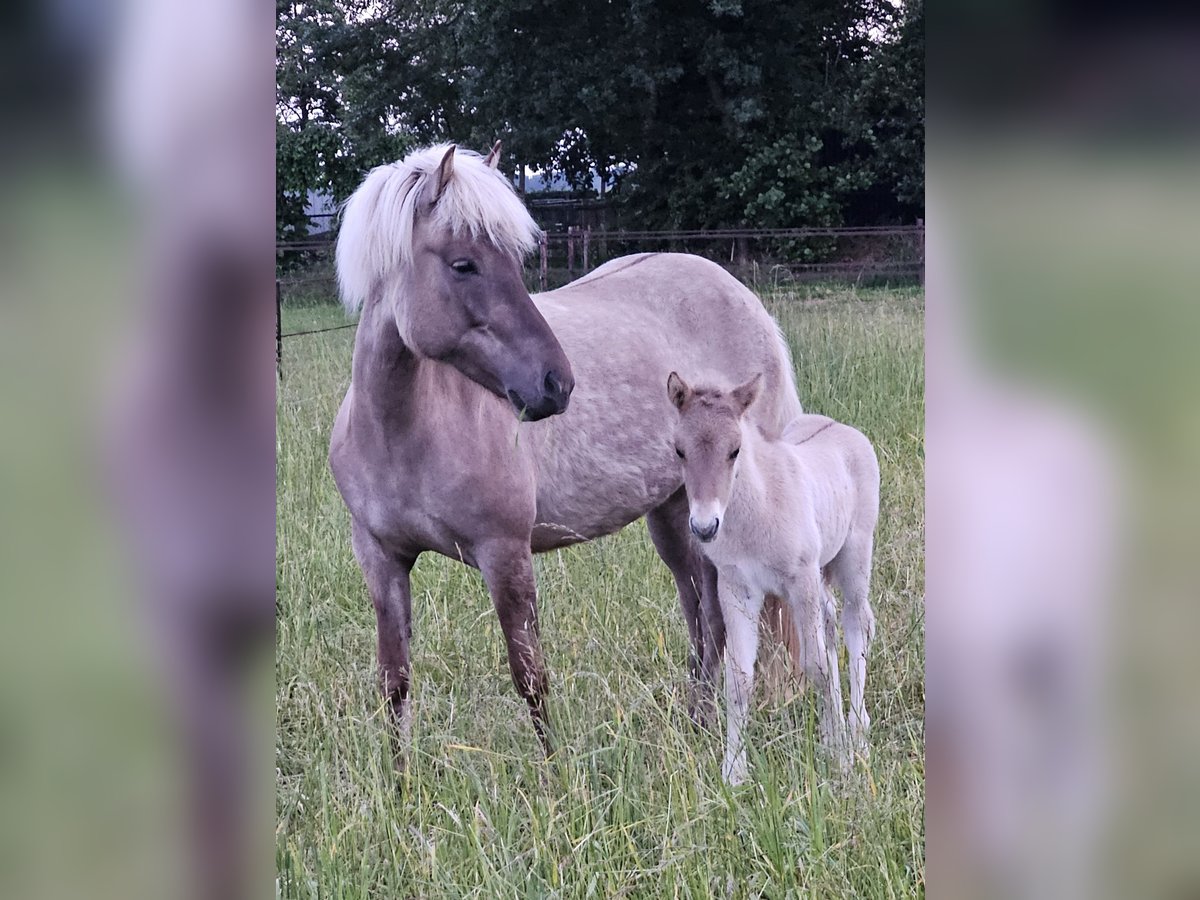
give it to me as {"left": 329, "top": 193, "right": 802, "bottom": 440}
{"left": 276, "top": 0, "right": 924, "bottom": 234}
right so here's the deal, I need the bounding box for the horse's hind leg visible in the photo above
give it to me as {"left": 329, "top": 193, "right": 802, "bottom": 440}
{"left": 828, "top": 532, "right": 876, "bottom": 754}
{"left": 787, "top": 565, "right": 850, "bottom": 769}
{"left": 477, "top": 539, "right": 553, "bottom": 753}
{"left": 351, "top": 521, "right": 415, "bottom": 771}
{"left": 646, "top": 487, "right": 723, "bottom": 725}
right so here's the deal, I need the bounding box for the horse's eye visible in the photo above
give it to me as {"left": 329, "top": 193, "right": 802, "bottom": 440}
{"left": 675, "top": 447, "right": 685, "bottom": 460}
{"left": 729, "top": 448, "right": 740, "bottom": 460}
{"left": 450, "top": 259, "right": 477, "bottom": 275}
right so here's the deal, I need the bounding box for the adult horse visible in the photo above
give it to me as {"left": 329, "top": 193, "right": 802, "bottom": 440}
{"left": 329, "top": 143, "right": 803, "bottom": 756}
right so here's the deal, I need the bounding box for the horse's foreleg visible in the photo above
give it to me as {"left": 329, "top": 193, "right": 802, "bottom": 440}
{"left": 351, "top": 522, "right": 415, "bottom": 770}
{"left": 719, "top": 573, "right": 762, "bottom": 785}
{"left": 478, "top": 540, "right": 553, "bottom": 753}
{"left": 647, "top": 488, "right": 722, "bottom": 725}
{"left": 698, "top": 556, "right": 725, "bottom": 710}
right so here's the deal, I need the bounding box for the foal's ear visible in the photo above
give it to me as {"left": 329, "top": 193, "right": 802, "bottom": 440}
{"left": 484, "top": 140, "right": 502, "bottom": 169}
{"left": 434, "top": 144, "right": 457, "bottom": 201}
{"left": 731, "top": 373, "right": 763, "bottom": 414}
{"left": 667, "top": 372, "right": 692, "bottom": 410}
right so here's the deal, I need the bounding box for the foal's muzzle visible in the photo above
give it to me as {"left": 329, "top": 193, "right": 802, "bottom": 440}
{"left": 506, "top": 367, "right": 574, "bottom": 421}
{"left": 690, "top": 517, "right": 720, "bottom": 543}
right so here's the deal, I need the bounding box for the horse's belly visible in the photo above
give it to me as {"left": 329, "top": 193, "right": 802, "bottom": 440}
{"left": 531, "top": 465, "right": 679, "bottom": 552}
{"left": 530, "top": 492, "right": 667, "bottom": 552}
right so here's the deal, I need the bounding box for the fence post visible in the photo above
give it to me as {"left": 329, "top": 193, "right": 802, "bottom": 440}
{"left": 567, "top": 225, "right": 576, "bottom": 275}
{"left": 917, "top": 218, "right": 925, "bottom": 284}
{"left": 582, "top": 226, "right": 590, "bottom": 272}
{"left": 539, "top": 237, "right": 548, "bottom": 291}
{"left": 276, "top": 279, "right": 283, "bottom": 381}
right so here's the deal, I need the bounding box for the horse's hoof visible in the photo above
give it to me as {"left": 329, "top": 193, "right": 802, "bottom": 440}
{"left": 687, "top": 699, "right": 717, "bottom": 731}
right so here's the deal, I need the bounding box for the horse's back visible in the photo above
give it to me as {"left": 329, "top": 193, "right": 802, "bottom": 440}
{"left": 538, "top": 252, "right": 761, "bottom": 316}
{"left": 783, "top": 415, "right": 879, "bottom": 497}
{"left": 535, "top": 252, "right": 801, "bottom": 431}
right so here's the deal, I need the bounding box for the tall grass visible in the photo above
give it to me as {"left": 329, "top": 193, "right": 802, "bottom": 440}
{"left": 276, "top": 285, "right": 924, "bottom": 898}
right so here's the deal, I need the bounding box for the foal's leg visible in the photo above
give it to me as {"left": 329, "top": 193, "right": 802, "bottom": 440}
{"left": 350, "top": 521, "right": 415, "bottom": 770}
{"left": 788, "top": 565, "right": 850, "bottom": 769}
{"left": 477, "top": 539, "right": 553, "bottom": 753}
{"left": 718, "top": 574, "right": 763, "bottom": 785}
{"left": 646, "top": 488, "right": 724, "bottom": 724}
{"left": 829, "top": 534, "right": 876, "bottom": 754}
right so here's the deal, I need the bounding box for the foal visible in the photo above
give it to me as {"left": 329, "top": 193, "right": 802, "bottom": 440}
{"left": 668, "top": 372, "right": 880, "bottom": 784}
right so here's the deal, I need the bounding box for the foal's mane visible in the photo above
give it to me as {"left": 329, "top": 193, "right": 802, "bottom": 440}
{"left": 335, "top": 144, "right": 542, "bottom": 312}
{"left": 685, "top": 384, "right": 736, "bottom": 412}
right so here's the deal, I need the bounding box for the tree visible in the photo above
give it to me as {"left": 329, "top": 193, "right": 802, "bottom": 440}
{"left": 277, "top": 0, "right": 347, "bottom": 239}
{"left": 276, "top": 0, "right": 413, "bottom": 241}
{"left": 275, "top": 0, "right": 924, "bottom": 236}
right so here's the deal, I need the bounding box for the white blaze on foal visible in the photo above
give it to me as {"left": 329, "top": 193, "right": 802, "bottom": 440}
{"left": 668, "top": 372, "right": 880, "bottom": 784}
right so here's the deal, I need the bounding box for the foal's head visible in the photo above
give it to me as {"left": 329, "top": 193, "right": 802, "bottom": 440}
{"left": 667, "top": 372, "right": 763, "bottom": 542}
{"left": 338, "top": 143, "right": 574, "bottom": 421}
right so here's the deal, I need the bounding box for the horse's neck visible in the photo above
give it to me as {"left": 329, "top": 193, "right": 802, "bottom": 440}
{"left": 730, "top": 430, "right": 793, "bottom": 519}
{"left": 350, "top": 296, "right": 421, "bottom": 425}
{"left": 730, "top": 430, "right": 769, "bottom": 511}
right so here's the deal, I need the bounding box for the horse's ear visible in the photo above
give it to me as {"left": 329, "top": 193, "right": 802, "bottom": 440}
{"left": 668, "top": 372, "right": 691, "bottom": 410}
{"left": 484, "top": 140, "right": 502, "bottom": 169}
{"left": 434, "top": 144, "right": 457, "bottom": 201}
{"left": 731, "top": 373, "right": 763, "bottom": 414}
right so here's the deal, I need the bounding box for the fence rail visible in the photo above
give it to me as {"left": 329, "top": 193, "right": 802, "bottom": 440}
{"left": 540, "top": 225, "right": 921, "bottom": 241}
{"left": 279, "top": 224, "right": 920, "bottom": 251}
{"left": 280, "top": 223, "right": 923, "bottom": 290}
{"left": 276, "top": 223, "right": 923, "bottom": 377}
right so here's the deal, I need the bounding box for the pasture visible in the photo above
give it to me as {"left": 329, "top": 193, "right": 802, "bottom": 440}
{"left": 276, "top": 282, "right": 925, "bottom": 898}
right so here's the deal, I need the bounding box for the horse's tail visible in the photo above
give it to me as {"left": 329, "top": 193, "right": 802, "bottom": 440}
{"left": 758, "top": 319, "right": 808, "bottom": 703}
{"left": 771, "top": 319, "right": 805, "bottom": 422}
{"left": 759, "top": 594, "right": 805, "bottom": 704}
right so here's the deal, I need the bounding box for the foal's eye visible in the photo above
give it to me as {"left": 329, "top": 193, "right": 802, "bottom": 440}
{"left": 729, "top": 448, "right": 740, "bottom": 460}
{"left": 675, "top": 447, "right": 685, "bottom": 460}
{"left": 449, "top": 258, "right": 477, "bottom": 275}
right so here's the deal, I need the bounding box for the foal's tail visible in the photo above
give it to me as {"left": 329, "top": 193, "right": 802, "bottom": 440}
{"left": 758, "top": 594, "right": 805, "bottom": 703}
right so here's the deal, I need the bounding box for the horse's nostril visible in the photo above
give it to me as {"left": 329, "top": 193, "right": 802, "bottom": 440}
{"left": 544, "top": 370, "right": 561, "bottom": 396}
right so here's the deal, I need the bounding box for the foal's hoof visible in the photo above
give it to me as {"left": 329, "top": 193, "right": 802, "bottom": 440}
{"left": 851, "top": 736, "right": 871, "bottom": 763}
{"left": 392, "top": 749, "right": 409, "bottom": 775}
{"left": 827, "top": 744, "right": 853, "bottom": 775}
{"left": 721, "top": 757, "right": 750, "bottom": 786}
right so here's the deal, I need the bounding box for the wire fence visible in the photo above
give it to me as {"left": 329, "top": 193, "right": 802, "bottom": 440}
{"left": 276, "top": 223, "right": 924, "bottom": 376}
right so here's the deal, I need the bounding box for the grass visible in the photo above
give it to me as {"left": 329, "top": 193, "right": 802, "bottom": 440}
{"left": 276, "top": 283, "right": 924, "bottom": 898}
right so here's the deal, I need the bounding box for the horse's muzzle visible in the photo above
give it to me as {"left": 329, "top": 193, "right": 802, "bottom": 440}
{"left": 690, "top": 517, "right": 720, "bottom": 543}
{"left": 507, "top": 368, "right": 573, "bottom": 421}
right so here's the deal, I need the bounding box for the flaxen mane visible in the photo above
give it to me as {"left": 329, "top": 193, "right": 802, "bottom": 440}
{"left": 335, "top": 144, "right": 542, "bottom": 312}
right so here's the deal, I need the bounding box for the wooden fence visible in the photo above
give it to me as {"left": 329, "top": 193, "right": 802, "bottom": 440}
{"left": 277, "top": 222, "right": 924, "bottom": 299}
{"left": 276, "top": 223, "right": 923, "bottom": 377}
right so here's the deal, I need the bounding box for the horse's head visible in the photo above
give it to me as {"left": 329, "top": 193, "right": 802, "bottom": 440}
{"left": 667, "top": 371, "right": 763, "bottom": 542}
{"left": 338, "top": 143, "right": 574, "bottom": 421}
